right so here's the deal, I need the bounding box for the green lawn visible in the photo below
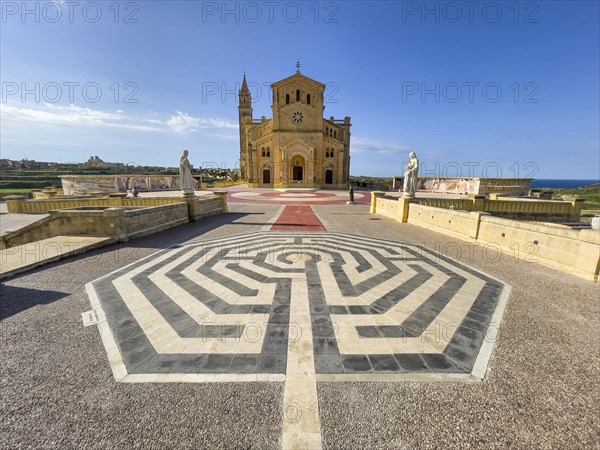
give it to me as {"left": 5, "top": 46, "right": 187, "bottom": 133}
{"left": 0, "top": 189, "right": 33, "bottom": 199}
{"left": 550, "top": 184, "right": 600, "bottom": 210}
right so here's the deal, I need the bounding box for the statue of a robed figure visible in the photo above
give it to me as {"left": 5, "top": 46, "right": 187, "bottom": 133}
{"left": 402, "top": 152, "right": 419, "bottom": 198}
{"left": 179, "top": 149, "right": 195, "bottom": 195}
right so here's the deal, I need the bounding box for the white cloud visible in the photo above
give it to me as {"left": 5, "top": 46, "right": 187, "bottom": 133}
{"left": 1, "top": 103, "right": 160, "bottom": 131}
{"left": 351, "top": 136, "right": 409, "bottom": 155}
{"left": 166, "top": 111, "right": 238, "bottom": 133}
{"left": 1, "top": 104, "right": 239, "bottom": 138}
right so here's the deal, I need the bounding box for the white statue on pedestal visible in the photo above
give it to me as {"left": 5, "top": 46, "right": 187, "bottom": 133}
{"left": 403, "top": 152, "right": 419, "bottom": 197}
{"left": 179, "top": 149, "right": 195, "bottom": 194}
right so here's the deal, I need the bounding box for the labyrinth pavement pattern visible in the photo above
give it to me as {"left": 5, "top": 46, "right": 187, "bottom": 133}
{"left": 87, "top": 232, "right": 509, "bottom": 379}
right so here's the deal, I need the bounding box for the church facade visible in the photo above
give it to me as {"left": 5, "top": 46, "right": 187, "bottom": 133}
{"left": 238, "top": 68, "right": 351, "bottom": 188}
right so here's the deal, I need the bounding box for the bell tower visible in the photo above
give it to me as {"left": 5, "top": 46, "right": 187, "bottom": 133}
{"left": 239, "top": 72, "right": 253, "bottom": 123}
{"left": 238, "top": 72, "right": 253, "bottom": 181}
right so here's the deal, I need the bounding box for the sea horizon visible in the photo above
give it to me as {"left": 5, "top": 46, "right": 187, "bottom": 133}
{"left": 530, "top": 179, "right": 599, "bottom": 189}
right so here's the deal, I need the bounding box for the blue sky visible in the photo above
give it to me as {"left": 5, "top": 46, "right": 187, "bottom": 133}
{"left": 1, "top": 0, "right": 599, "bottom": 179}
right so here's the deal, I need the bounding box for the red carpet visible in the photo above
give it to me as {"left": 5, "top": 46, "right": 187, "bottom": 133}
{"left": 270, "top": 206, "right": 327, "bottom": 232}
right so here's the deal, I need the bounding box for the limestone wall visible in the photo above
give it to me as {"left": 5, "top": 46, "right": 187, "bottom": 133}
{"left": 375, "top": 195, "right": 583, "bottom": 223}
{"left": 407, "top": 204, "right": 484, "bottom": 240}
{"left": 61, "top": 174, "right": 196, "bottom": 194}
{"left": 477, "top": 216, "right": 600, "bottom": 281}
{"left": 372, "top": 199, "right": 599, "bottom": 281}
{"left": 1, "top": 196, "right": 225, "bottom": 250}
{"left": 6, "top": 196, "right": 185, "bottom": 214}
{"left": 375, "top": 197, "right": 399, "bottom": 219}
{"left": 392, "top": 177, "right": 533, "bottom": 195}
{"left": 482, "top": 198, "right": 580, "bottom": 221}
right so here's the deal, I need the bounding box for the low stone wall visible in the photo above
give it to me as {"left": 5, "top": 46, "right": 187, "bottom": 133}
{"left": 371, "top": 199, "right": 600, "bottom": 281}
{"left": 0, "top": 203, "right": 188, "bottom": 250}
{"left": 392, "top": 177, "right": 533, "bottom": 196}
{"left": 408, "top": 204, "right": 485, "bottom": 240}
{"left": 1, "top": 196, "right": 225, "bottom": 250}
{"left": 60, "top": 174, "right": 201, "bottom": 194}
{"left": 375, "top": 197, "right": 399, "bottom": 219}
{"left": 482, "top": 198, "right": 581, "bottom": 221}
{"left": 418, "top": 198, "right": 474, "bottom": 211}
{"left": 477, "top": 216, "right": 600, "bottom": 281}
{"left": 375, "top": 195, "right": 584, "bottom": 223}
{"left": 113, "top": 204, "right": 190, "bottom": 241}
{"left": 6, "top": 196, "right": 186, "bottom": 214}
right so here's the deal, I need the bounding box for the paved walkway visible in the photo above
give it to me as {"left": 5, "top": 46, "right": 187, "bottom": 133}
{"left": 228, "top": 189, "right": 371, "bottom": 205}
{"left": 0, "top": 212, "right": 49, "bottom": 234}
{"left": 270, "top": 205, "right": 328, "bottom": 231}
{"left": 1, "top": 203, "right": 598, "bottom": 449}
{"left": 0, "top": 235, "right": 113, "bottom": 280}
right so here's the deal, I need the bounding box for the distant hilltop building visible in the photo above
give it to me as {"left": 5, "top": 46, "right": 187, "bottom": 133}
{"left": 239, "top": 64, "right": 351, "bottom": 188}
{"left": 84, "top": 155, "right": 107, "bottom": 167}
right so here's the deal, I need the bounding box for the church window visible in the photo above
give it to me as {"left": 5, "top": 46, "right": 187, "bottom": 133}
{"left": 307, "top": 94, "right": 311, "bottom": 105}
{"left": 296, "top": 89, "right": 300, "bottom": 101}
{"left": 286, "top": 94, "right": 290, "bottom": 104}
{"left": 330, "top": 150, "right": 334, "bottom": 157}
{"left": 334, "top": 131, "right": 337, "bottom": 139}
{"left": 266, "top": 148, "right": 271, "bottom": 157}
{"left": 261, "top": 147, "right": 265, "bottom": 157}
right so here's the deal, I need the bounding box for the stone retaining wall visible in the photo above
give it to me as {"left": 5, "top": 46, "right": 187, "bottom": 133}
{"left": 477, "top": 215, "right": 599, "bottom": 281}
{"left": 1, "top": 196, "right": 225, "bottom": 250}
{"left": 371, "top": 197, "right": 599, "bottom": 281}
{"left": 377, "top": 195, "right": 583, "bottom": 223}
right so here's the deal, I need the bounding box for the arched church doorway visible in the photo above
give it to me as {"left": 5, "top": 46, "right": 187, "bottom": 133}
{"left": 325, "top": 169, "right": 333, "bottom": 184}
{"left": 291, "top": 156, "right": 305, "bottom": 182}
{"left": 263, "top": 169, "right": 271, "bottom": 184}
{"left": 293, "top": 166, "right": 303, "bottom": 181}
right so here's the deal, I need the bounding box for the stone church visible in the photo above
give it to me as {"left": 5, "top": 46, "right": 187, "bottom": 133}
{"left": 239, "top": 66, "right": 351, "bottom": 188}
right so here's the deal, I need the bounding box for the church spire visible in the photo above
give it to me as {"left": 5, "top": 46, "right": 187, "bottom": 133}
{"left": 239, "top": 71, "right": 252, "bottom": 119}
{"left": 241, "top": 71, "right": 250, "bottom": 94}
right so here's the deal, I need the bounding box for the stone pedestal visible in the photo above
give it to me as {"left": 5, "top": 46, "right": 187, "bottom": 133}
{"left": 398, "top": 197, "right": 416, "bottom": 223}
{"left": 103, "top": 207, "right": 126, "bottom": 240}
{"left": 213, "top": 191, "right": 229, "bottom": 213}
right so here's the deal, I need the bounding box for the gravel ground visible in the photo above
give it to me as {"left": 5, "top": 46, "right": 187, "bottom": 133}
{"left": 1, "top": 205, "right": 284, "bottom": 449}
{"left": 2, "top": 203, "right": 599, "bottom": 449}
{"left": 314, "top": 204, "right": 600, "bottom": 449}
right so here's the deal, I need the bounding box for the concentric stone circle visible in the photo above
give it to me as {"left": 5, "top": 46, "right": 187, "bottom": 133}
{"left": 86, "top": 232, "right": 509, "bottom": 381}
